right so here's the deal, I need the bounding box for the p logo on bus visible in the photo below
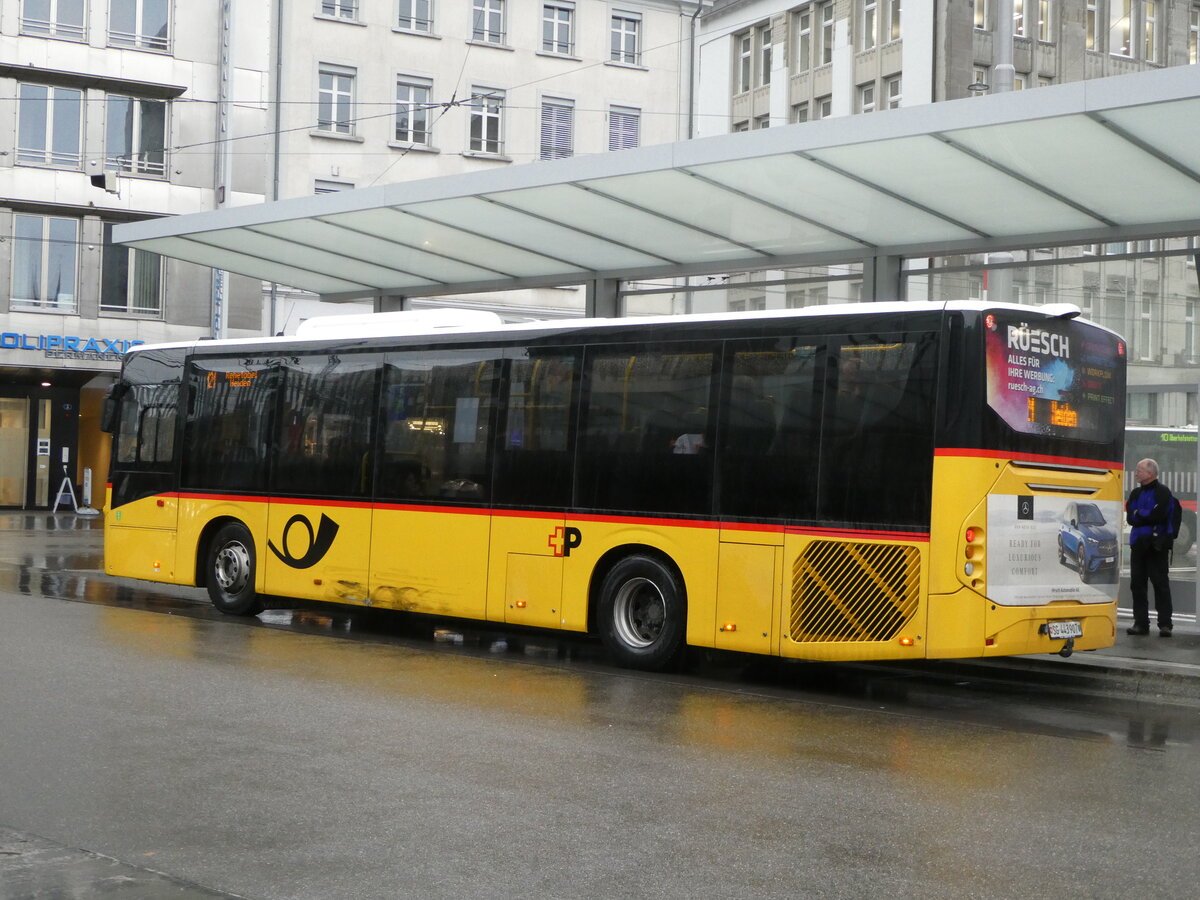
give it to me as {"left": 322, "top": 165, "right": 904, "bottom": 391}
{"left": 548, "top": 526, "right": 582, "bottom": 558}
{"left": 269, "top": 513, "right": 340, "bottom": 569}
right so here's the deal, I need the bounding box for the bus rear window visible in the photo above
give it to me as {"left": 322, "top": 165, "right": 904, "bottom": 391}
{"left": 984, "top": 311, "right": 1124, "bottom": 445}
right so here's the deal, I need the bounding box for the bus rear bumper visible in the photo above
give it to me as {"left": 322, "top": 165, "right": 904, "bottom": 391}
{"left": 980, "top": 602, "right": 1116, "bottom": 657}
{"left": 925, "top": 590, "right": 1116, "bottom": 658}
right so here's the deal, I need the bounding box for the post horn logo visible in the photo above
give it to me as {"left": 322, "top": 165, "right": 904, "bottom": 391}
{"left": 268, "top": 513, "right": 340, "bottom": 569}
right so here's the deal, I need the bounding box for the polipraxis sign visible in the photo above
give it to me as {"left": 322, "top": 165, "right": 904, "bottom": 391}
{"left": 1, "top": 331, "right": 144, "bottom": 364}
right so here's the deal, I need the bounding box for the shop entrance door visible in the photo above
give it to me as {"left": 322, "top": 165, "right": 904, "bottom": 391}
{"left": 0, "top": 399, "right": 30, "bottom": 507}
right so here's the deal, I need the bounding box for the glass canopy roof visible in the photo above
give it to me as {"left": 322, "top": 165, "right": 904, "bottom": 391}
{"left": 116, "top": 65, "right": 1200, "bottom": 302}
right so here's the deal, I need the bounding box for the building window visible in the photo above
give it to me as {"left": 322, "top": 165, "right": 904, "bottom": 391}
{"left": 1086, "top": 0, "right": 1098, "bottom": 49}
{"left": 1138, "top": 293, "right": 1156, "bottom": 360}
{"left": 816, "top": 94, "right": 832, "bottom": 119}
{"left": 320, "top": 0, "right": 358, "bottom": 19}
{"left": 754, "top": 114, "right": 771, "bottom": 129}
{"left": 102, "top": 223, "right": 162, "bottom": 315}
{"left": 395, "top": 77, "right": 432, "bottom": 144}
{"left": 818, "top": 2, "right": 834, "bottom": 65}
{"left": 611, "top": 11, "right": 640, "bottom": 64}
{"left": 105, "top": 95, "right": 167, "bottom": 177}
{"left": 17, "top": 84, "right": 82, "bottom": 168}
{"left": 1013, "top": 73, "right": 1027, "bottom": 89}
{"left": 21, "top": 0, "right": 86, "bottom": 40}
{"left": 884, "top": 0, "right": 900, "bottom": 40}
{"left": 109, "top": 0, "right": 169, "bottom": 51}
{"left": 975, "top": 0, "right": 988, "bottom": 30}
{"left": 1186, "top": 299, "right": 1197, "bottom": 360}
{"left": 11, "top": 215, "right": 78, "bottom": 312}
{"left": 732, "top": 120, "right": 749, "bottom": 133}
{"left": 791, "top": 102, "right": 809, "bottom": 123}
{"left": 542, "top": 2, "right": 574, "bottom": 55}
{"left": 885, "top": 74, "right": 902, "bottom": 108}
{"left": 469, "top": 87, "right": 503, "bottom": 154}
{"left": 1013, "top": 0, "right": 1026, "bottom": 36}
{"left": 539, "top": 97, "right": 573, "bottom": 160}
{"left": 472, "top": 0, "right": 504, "bottom": 43}
{"left": 398, "top": 0, "right": 433, "bottom": 33}
{"left": 737, "top": 32, "right": 752, "bottom": 92}
{"left": 1143, "top": 0, "right": 1157, "bottom": 62}
{"left": 608, "top": 105, "right": 640, "bottom": 150}
{"left": 1038, "top": 0, "right": 1052, "bottom": 40}
{"left": 759, "top": 23, "right": 772, "bottom": 86}
{"left": 314, "top": 179, "right": 352, "bottom": 193}
{"left": 1110, "top": 0, "right": 1132, "bottom": 56}
{"left": 861, "top": 0, "right": 877, "bottom": 50}
{"left": 795, "top": 9, "right": 812, "bottom": 70}
{"left": 857, "top": 82, "right": 875, "bottom": 113}
{"left": 1190, "top": 5, "right": 1199, "bottom": 64}
{"left": 318, "top": 65, "right": 355, "bottom": 135}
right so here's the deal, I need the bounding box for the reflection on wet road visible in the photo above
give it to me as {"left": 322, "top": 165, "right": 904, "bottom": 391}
{"left": 3, "top": 514, "right": 1200, "bottom": 899}
{"left": 1, "top": 513, "right": 1195, "bottom": 754}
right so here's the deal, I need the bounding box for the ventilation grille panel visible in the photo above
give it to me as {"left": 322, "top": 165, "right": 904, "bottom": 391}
{"left": 790, "top": 541, "right": 920, "bottom": 643}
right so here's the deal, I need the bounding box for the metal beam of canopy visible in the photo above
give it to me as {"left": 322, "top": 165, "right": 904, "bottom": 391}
{"left": 115, "top": 65, "right": 1200, "bottom": 302}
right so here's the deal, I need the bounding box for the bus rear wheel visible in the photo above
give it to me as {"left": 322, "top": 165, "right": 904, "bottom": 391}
{"left": 206, "top": 523, "right": 264, "bottom": 616}
{"left": 597, "top": 555, "right": 685, "bottom": 671}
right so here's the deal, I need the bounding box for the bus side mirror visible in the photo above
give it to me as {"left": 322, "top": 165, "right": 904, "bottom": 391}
{"left": 100, "top": 383, "right": 128, "bottom": 434}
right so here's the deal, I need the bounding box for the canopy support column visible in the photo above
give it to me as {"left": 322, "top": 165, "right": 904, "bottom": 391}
{"left": 586, "top": 278, "right": 621, "bottom": 318}
{"left": 862, "top": 255, "right": 903, "bottom": 302}
{"left": 374, "top": 294, "right": 408, "bottom": 313}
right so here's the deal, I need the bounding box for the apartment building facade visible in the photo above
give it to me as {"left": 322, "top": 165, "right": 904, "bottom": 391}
{"left": 0, "top": 0, "right": 270, "bottom": 507}
{"left": 268, "top": 0, "right": 703, "bottom": 330}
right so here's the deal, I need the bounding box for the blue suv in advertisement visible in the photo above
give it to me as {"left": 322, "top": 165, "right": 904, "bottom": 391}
{"left": 1058, "top": 501, "right": 1119, "bottom": 583}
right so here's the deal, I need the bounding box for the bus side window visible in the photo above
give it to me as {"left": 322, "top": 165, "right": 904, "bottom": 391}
{"left": 378, "top": 355, "right": 498, "bottom": 503}
{"left": 719, "top": 343, "right": 821, "bottom": 521}
{"left": 494, "top": 353, "right": 576, "bottom": 507}
{"left": 274, "top": 353, "right": 380, "bottom": 499}
{"left": 820, "top": 333, "right": 938, "bottom": 528}
{"left": 577, "top": 346, "right": 715, "bottom": 514}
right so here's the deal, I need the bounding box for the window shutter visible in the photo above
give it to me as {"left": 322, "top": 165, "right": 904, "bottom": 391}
{"left": 540, "top": 100, "right": 574, "bottom": 160}
{"left": 608, "top": 107, "right": 639, "bottom": 151}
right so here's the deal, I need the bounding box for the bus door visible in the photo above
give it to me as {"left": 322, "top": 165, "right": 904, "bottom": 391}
{"left": 487, "top": 352, "right": 578, "bottom": 630}
{"left": 105, "top": 349, "right": 184, "bottom": 584}
{"left": 265, "top": 353, "right": 381, "bottom": 606}
{"left": 370, "top": 352, "right": 500, "bottom": 619}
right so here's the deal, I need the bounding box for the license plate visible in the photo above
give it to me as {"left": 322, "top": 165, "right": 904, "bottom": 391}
{"left": 1047, "top": 620, "right": 1083, "bottom": 640}
{"left": 1103, "top": 557, "right": 1115, "bottom": 564}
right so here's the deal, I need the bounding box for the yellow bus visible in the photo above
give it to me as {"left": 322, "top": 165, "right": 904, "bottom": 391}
{"left": 102, "top": 301, "right": 1126, "bottom": 669}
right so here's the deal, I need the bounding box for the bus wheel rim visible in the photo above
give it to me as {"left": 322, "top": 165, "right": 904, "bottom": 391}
{"left": 215, "top": 542, "right": 250, "bottom": 594}
{"left": 613, "top": 576, "right": 665, "bottom": 649}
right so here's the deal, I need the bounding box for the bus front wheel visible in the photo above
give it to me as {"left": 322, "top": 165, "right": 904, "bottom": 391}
{"left": 206, "top": 523, "right": 264, "bottom": 616}
{"left": 597, "top": 555, "right": 685, "bottom": 671}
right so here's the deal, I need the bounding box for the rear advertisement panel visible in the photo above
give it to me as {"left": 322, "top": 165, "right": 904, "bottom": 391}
{"left": 984, "top": 311, "right": 1123, "bottom": 446}
{"left": 987, "top": 493, "right": 1121, "bottom": 605}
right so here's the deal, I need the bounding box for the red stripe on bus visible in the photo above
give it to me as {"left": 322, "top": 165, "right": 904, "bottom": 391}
{"left": 935, "top": 448, "right": 1120, "bottom": 469}
{"left": 153, "top": 492, "right": 930, "bottom": 540}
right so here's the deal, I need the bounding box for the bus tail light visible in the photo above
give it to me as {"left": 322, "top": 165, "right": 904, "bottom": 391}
{"left": 964, "top": 525, "right": 985, "bottom": 589}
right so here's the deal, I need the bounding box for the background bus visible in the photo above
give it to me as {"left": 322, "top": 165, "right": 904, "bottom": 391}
{"left": 103, "top": 302, "right": 1126, "bottom": 669}
{"left": 1124, "top": 425, "right": 1197, "bottom": 554}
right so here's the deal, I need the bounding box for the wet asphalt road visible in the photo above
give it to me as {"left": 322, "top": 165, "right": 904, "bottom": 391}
{"left": 1, "top": 514, "right": 1199, "bottom": 899}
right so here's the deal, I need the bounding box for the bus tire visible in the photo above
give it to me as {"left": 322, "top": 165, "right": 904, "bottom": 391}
{"left": 597, "top": 555, "right": 685, "bottom": 671}
{"left": 206, "top": 523, "right": 264, "bottom": 616}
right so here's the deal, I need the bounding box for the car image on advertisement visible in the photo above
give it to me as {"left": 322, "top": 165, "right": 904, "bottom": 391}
{"left": 1058, "top": 501, "right": 1119, "bottom": 583}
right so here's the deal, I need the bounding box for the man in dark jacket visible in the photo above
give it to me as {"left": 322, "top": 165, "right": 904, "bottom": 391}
{"left": 1125, "top": 458, "right": 1174, "bottom": 636}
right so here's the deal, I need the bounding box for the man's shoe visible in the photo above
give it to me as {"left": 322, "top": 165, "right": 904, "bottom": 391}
{"left": 1126, "top": 625, "right": 1150, "bottom": 635}
{"left": 1159, "top": 626, "right": 1173, "bottom": 637}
